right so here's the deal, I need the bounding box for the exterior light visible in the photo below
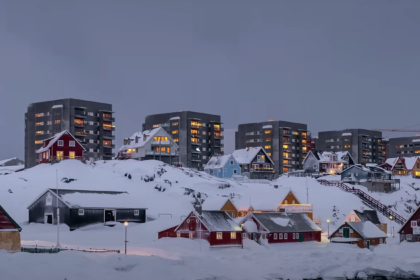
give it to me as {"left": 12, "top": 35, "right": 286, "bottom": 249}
{"left": 124, "top": 221, "right": 129, "bottom": 226}
{"left": 327, "top": 219, "right": 330, "bottom": 223}
{"left": 389, "top": 216, "right": 393, "bottom": 220}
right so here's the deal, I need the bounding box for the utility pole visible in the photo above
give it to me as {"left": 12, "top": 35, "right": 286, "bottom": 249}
{"left": 124, "top": 221, "right": 129, "bottom": 254}
{"left": 306, "top": 176, "right": 308, "bottom": 204}
{"left": 56, "top": 170, "right": 61, "bottom": 249}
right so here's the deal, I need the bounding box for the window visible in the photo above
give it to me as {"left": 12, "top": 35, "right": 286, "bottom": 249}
{"left": 292, "top": 200, "right": 295, "bottom": 204}
{"left": 35, "top": 140, "right": 42, "bottom": 144}
{"left": 216, "top": 232, "right": 222, "bottom": 239}
{"left": 406, "top": 234, "right": 412, "bottom": 241}
{"left": 415, "top": 150, "right": 420, "bottom": 154}
{"left": 134, "top": 210, "right": 140, "bottom": 216}
{"left": 293, "top": 233, "right": 296, "bottom": 239}
{"left": 35, "top": 113, "right": 44, "bottom": 117}
{"left": 411, "top": 221, "right": 417, "bottom": 227}
{"left": 177, "top": 232, "right": 181, "bottom": 237}
{"left": 230, "top": 160, "right": 234, "bottom": 165}
{"left": 265, "top": 138, "right": 271, "bottom": 141}
{"left": 35, "top": 122, "right": 43, "bottom": 126}
{"left": 173, "top": 138, "right": 179, "bottom": 142}
{"left": 58, "top": 140, "right": 64, "bottom": 146}
{"left": 274, "top": 233, "right": 278, "bottom": 240}
{"left": 233, "top": 169, "right": 237, "bottom": 174}
{"left": 69, "top": 152, "right": 75, "bottom": 159}
{"left": 69, "top": 141, "right": 75, "bottom": 147}
{"left": 267, "top": 153, "right": 271, "bottom": 156}
{"left": 189, "top": 232, "right": 194, "bottom": 239}
{"left": 242, "top": 233, "right": 247, "bottom": 239}
{"left": 264, "top": 130, "right": 271, "bottom": 134}
{"left": 284, "top": 233, "right": 288, "bottom": 239}
{"left": 293, "top": 131, "right": 298, "bottom": 135}
{"left": 230, "top": 232, "right": 236, "bottom": 239}
{"left": 302, "top": 147, "right": 307, "bottom": 151}
{"left": 167, "top": 147, "right": 171, "bottom": 153}
{"left": 231, "top": 212, "right": 235, "bottom": 218}
{"left": 78, "top": 209, "right": 84, "bottom": 216}
{"left": 344, "top": 145, "right": 351, "bottom": 148}
{"left": 379, "top": 238, "right": 383, "bottom": 244}
{"left": 283, "top": 144, "right": 288, "bottom": 148}
{"left": 279, "top": 233, "right": 283, "bottom": 239}
{"left": 35, "top": 131, "right": 43, "bottom": 135}
{"left": 172, "top": 122, "right": 179, "bottom": 126}
{"left": 56, "top": 151, "right": 63, "bottom": 160}
{"left": 187, "top": 219, "right": 190, "bottom": 223}
{"left": 153, "top": 124, "right": 159, "bottom": 128}
{"left": 265, "top": 145, "right": 271, "bottom": 149}
{"left": 191, "top": 138, "right": 199, "bottom": 143}
{"left": 284, "top": 200, "right": 288, "bottom": 205}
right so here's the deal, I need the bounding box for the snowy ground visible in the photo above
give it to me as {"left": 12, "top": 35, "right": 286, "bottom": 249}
{"left": 1, "top": 160, "right": 420, "bottom": 279}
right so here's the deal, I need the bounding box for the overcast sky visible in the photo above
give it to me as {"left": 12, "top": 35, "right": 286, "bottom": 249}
{"left": 1, "top": 0, "right": 420, "bottom": 160}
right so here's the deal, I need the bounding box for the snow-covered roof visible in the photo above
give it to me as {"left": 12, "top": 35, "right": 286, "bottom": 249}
{"left": 37, "top": 130, "right": 85, "bottom": 153}
{"left": 384, "top": 157, "right": 399, "bottom": 169}
{"left": 243, "top": 220, "right": 258, "bottom": 232}
{"left": 202, "top": 196, "right": 231, "bottom": 210}
{"left": 0, "top": 158, "right": 19, "bottom": 166}
{"left": 0, "top": 165, "right": 24, "bottom": 174}
{"left": 318, "top": 151, "right": 353, "bottom": 163}
{"left": 345, "top": 221, "right": 387, "bottom": 239}
{"left": 119, "top": 127, "right": 177, "bottom": 151}
{"left": 246, "top": 212, "right": 321, "bottom": 233}
{"left": 204, "top": 155, "right": 233, "bottom": 169}
{"left": 51, "top": 104, "right": 63, "bottom": 108}
{"left": 412, "top": 139, "right": 420, "bottom": 143}
{"left": 169, "top": 116, "right": 180, "bottom": 120}
{"left": 342, "top": 133, "right": 352, "bottom": 136}
{"left": 398, "top": 206, "right": 420, "bottom": 234}
{"left": 403, "top": 157, "right": 419, "bottom": 170}
{"left": 180, "top": 211, "right": 242, "bottom": 232}
{"left": 232, "top": 147, "right": 274, "bottom": 165}
{"left": 228, "top": 189, "right": 299, "bottom": 211}
{"left": 262, "top": 125, "right": 272, "bottom": 129}
{"left": 28, "top": 189, "right": 145, "bottom": 209}
{"left": 342, "top": 164, "right": 391, "bottom": 174}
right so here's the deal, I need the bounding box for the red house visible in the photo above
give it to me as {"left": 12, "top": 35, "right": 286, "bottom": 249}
{"left": 399, "top": 206, "right": 420, "bottom": 243}
{"left": 158, "top": 210, "right": 243, "bottom": 248}
{"left": 36, "top": 130, "right": 86, "bottom": 164}
{"left": 240, "top": 212, "right": 321, "bottom": 244}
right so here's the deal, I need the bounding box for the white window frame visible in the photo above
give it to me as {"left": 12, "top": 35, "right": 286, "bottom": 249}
{"left": 411, "top": 221, "right": 417, "bottom": 227}
{"left": 216, "top": 232, "right": 223, "bottom": 239}
{"left": 134, "top": 210, "right": 139, "bottom": 216}
{"left": 293, "top": 233, "right": 296, "bottom": 239}
{"left": 242, "top": 233, "right": 247, "bottom": 239}
{"left": 78, "top": 209, "right": 85, "bottom": 216}
{"left": 279, "top": 233, "right": 283, "bottom": 239}
{"left": 284, "top": 233, "right": 288, "bottom": 239}
{"left": 231, "top": 232, "right": 236, "bottom": 239}
{"left": 274, "top": 233, "right": 278, "bottom": 240}
{"left": 58, "top": 140, "right": 64, "bottom": 146}
{"left": 406, "top": 234, "right": 412, "bottom": 241}
{"left": 69, "top": 140, "right": 75, "bottom": 147}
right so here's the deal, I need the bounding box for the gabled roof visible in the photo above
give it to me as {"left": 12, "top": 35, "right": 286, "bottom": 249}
{"left": 37, "top": 130, "right": 86, "bottom": 153}
{"left": 204, "top": 154, "right": 234, "bottom": 169}
{"left": 341, "top": 164, "right": 391, "bottom": 174}
{"left": 303, "top": 150, "right": 355, "bottom": 165}
{"left": 243, "top": 212, "right": 321, "bottom": 233}
{"left": 333, "top": 221, "right": 387, "bottom": 239}
{"left": 118, "top": 127, "right": 178, "bottom": 151}
{"left": 353, "top": 210, "right": 381, "bottom": 224}
{"left": 176, "top": 211, "right": 242, "bottom": 232}
{"left": 232, "top": 147, "right": 274, "bottom": 165}
{"left": 0, "top": 205, "right": 22, "bottom": 232}
{"left": 404, "top": 157, "right": 420, "bottom": 170}
{"left": 384, "top": 157, "right": 401, "bottom": 169}
{"left": 398, "top": 206, "right": 420, "bottom": 234}
{"left": 202, "top": 196, "right": 234, "bottom": 211}
{"left": 28, "top": 189, "right": 145, "bottom": 209}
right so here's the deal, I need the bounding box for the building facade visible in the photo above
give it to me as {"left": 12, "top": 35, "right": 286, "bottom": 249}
{"left": 25, "top": 98, "right": 115, "bottom": 168}
{"left": 329, "top": 221, "right": 387, "bottom": 249}
{"left": 302, "top": 151, "right": 355, "bottom": 174}
{"left": 317, "top": 129, "right": 385, "bottom": 164}
{"left": 0, "top": 205, "right": 22, "bottom": 251}
{"left": 232, "top": 147, "right": 276, "bottom": 179}
{"left": 204, "top": 154, "right": 241, "bottom": 178}
{"left": 142, "top": 111, "right": 223, "bottom": 169}
{"left": 398, "top": 206, "right": 420, "bottom": 243}
{"left": 235, "top": 120, "right": 308, "bottom": 174}
{"left": 387, "top": 136, "right": 420, "bottom": 158}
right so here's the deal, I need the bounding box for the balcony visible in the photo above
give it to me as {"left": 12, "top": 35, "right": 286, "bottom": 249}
{"left": 190, "top": 132, "right": 201, "bottom": 137}
{"left": 103, "top": 152, "right": 115, "bottom": 157}
{"left": 74, "top": 120, "right": 84, "bottom": 128}
{"left": 74, "top": 130, "right": 88, "bottom": 137}
{"left": 151, "top": 140, "right": 171, "bottom": 146}
{"left": 191, "top": 149, "right": 201, "bottom": 154}
{"left": 213, "top": 142, "right": 222, "bottom": 147}
{"left": 191, "top": 157, "right": 201, "bottom": 162}
{"left": 103, "top": 125, "right": 115, "bottom": 131}
{"left": 278, "top": 204, "right": 313, "bottom": 213}
{"left": 191, "top": 141, "right": 201, "bottom": 146}
{"left": 103, "top": 116, "right": 115, "bottom": 122}
{"left": 74, "top": 110, "right": 87, "bottom": 119}
{"left": 103, "top": 144, "right": 115, "bottom": 149}
{"left": 213, "top": 133, "right": 223, "bottom": 139}
{"left": 103, "top": 134, "right": 115, "bottom": 140}
{"left": 252, "top": 167, "right": 274, "bottom": 172}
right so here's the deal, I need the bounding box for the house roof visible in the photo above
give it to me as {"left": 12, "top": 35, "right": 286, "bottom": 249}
{"left": 244, "top": 212, "right": 321, "bottom": 233}
{"left": 345, "top": 221, "right": 387, "bottom": 239}
{"left": 118, "top": 127, "right": 177, "bottom": 151}
{"left": 176, "top": 211, "right": 242, "bottom": 232}
{"left": 353, "top": 210, "right": 381, "bottom": 224}
{"left": 204, "top": 155, "right": 233, "bottom": 169}
{"left": 398, "top": 206, "right": 420, "bottom": 234}
{"left": 232, "top": 147, "right": 274, "bottom": 165}
{"left": 404, "top": 157, "right": 420, "bottom": 170}
{"left": 28, "top": 189, "right": 146, "bottom": 209}
{"left": 202, "top": 196, "right": 233, "bottom": 211}
{"left": 37, "top": 130, "right": 86, "bottom": 153}
{"left": 303, "top": 150, "right": 355, "bottom": 164}
{"left": 341, "top": 164, "right": 391, "bottom": 174}
{"left": 0, "top": 205, "right": 22, "bottom": 232}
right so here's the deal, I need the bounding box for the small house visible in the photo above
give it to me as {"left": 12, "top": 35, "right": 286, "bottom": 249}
{"left": 329, "top": 221, "right": 387, "bottom": 249}
{"left": 411, "top": 157, "right": 420, "bottom": 178}
{"left": 158, "top": 209, "right": 243, "bottom": 248}
{"left": 36, "top": 130, "right": 86, "bottom": 164}
{"left": 341, "top": 164, "right": 398, "bottom": 193}
{"left": 0, "top": 205, "right": 22, "bottom": 251}
{"left": 202, "top": 196, "right": 239, "bottom": 218}
{"left": 204, "top": 154, "right": 241, "bottom": 178}
{"left": 303, "top": 150, "right": 355, "bottom": 174}
{"left": 117, "top": 127, "right": 179, "bottom": 165}
{"left": 345, "top": 208, "right": 387, "bottom": 234}
{"left": 28, "top": 189, "right": 147, "bottom": 231}
{"left": 380, "top": 157, "right": 409, "bottom": 176}
{"left": 398, "top": 206, "right": 420, "bottom": 243}
{"left": 240, "top": 212, "right": 321, "bottom": 244}
{"left": 232, "top": 147, "right": 275, "bottom": 180}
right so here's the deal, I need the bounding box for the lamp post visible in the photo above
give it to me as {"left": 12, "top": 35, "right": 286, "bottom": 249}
{"left": 389, "top": 216, "right": 394, "bottom": 238}
{"left": 124, "top": 221, "right": 129, "bottom": 254}
{"left": 327, "top": 219, "right": 330, "bottom": 238}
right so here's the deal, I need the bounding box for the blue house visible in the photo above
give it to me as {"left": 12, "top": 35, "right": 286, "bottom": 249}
{"left": 204, "top": 154, "right": 241, "bottom": 178}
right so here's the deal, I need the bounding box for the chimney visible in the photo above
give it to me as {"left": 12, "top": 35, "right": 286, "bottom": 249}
{"left": 195, "top": 205, "right": 202, "bottom": 216}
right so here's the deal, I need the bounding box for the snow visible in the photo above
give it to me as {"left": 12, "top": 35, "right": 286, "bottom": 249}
{"left": 271, "top": 217, "right": 290, "bottom": 227}
{"left": 412, "top": 139, "right": 420, "bottom": 143}
{"left": 202, "top": 196, "right": 229, "bottom": 210}
{"left": 204, "top": 154, "right": 232, "bottom": 169}
{"left": 169, "top": 116, "right": 180, "bottom": 120}
{"left": 36, "top": 131, "right": 68, "bottom": 153}
{"left": 243, "top": 220, "right": 258, "bottom": 232}
{"left": 118, "top": 127, "right": 164, "bottom": 151}
{"left": 51, "top": 104, "right": 63, "bottom": 108}
{"left": 0, "top": 157, "right": 19, "bottom": 166}
{"left": 403, "top": 156, "right": 419, "bottom": 170}
{"left": 232, "top": 147, "right": 273, "bottom": 164}
{"left": 331, "top": 237, "right": 360, "bottom": 242}
{"left": 197, "top": 211, "right": 242, "bottom": 232}
{"left": 347, "top": 221, "right": 388, "bottom": 238}
{"left": 262, "top": 125, "right": 272, "bottom": 129}
{"left": 342, "top": 133, "right": 352, "bottom": 136}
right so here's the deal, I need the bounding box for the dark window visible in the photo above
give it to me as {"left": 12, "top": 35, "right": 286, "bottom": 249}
{"left": 53, "top": 109, "right": 61, "bottom": 115}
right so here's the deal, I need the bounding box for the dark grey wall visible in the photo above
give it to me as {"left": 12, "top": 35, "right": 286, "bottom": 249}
{"left": 28, "top": 191, "right": 70, "bottom": 225}
{"left": 387, "top": 136, "right": 420, "bottom": 158}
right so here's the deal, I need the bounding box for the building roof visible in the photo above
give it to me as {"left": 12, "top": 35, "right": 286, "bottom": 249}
{"left": 204, "top": 154, "right": 233, "bottom": 169}
{"left": 37, "top": 130, "right": 86, "bottom": 153}
{"left": 176, "top": 211, "right": 242, "bottom": 232}
{"left": 244, "top": 212, "right": 321, "bottom": 233}
{"left": 118, "top": 127, "right": 177, "bottom": 151}
{"left": 398, "top": 206, "right": 420, "bottom": 234}
{"left": 404, "top": 157, "right": 419, "bottom": 170}
{"left": 232, "top": 147, "right": 274, "bottom": 165}
{"left": 353, "top": 210, "right": 381, "bottom": 224}
{"left": 0, "top": 205, "right": 22, "bottom": 232}
{"left": 341, "top": 164, "right": 391, "bottom": 174}
{"left": 202, "top": 196, "right": 232, "bottom": 211}
{"left": 345, "top": 221, "right": 387, "bottom": 239}
{"left": 28, "top": 189, "right": 145, "bottom": 209}
{"left": 304, "top": 150, "right": 355, "bottom": 164}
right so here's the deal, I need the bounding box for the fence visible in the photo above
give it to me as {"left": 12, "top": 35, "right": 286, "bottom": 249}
{"left": 21, "top": 245, "right": 120, "bottom": 254}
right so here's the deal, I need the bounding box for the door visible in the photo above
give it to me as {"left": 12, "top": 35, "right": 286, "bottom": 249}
{"left": 299, "top": 233, "right": 304, "bottom": 242}
{"left": 366, "top": 240, "right": 370, "bottom": 249}
{"left": 69, "top": 151, "right": 75, "bottom": 159}
{"left": 46, "top": 214, "right": 53, "bottom": 224}
{"left": 343, "top": 228, "right": 350, "bottom": 238}
{"left": 105, "top": 210, "right": 115, "bottom": 222}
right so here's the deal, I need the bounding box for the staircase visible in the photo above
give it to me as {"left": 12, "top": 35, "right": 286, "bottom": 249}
{"left": 317, "top": 179, "right": 406, "bottom": 225}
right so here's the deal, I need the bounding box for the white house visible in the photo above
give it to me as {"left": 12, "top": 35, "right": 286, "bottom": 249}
{"left": 302, "top": 150, "right": 355, "bottom": 174}
{"left": 117, "top": 127, "right": 179, "bottom": 164}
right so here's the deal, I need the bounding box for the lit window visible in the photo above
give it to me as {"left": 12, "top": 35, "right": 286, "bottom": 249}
{"left": 302, "top": 132, "right": 307, "bottom": 138}
{"left": 283, "top": 144, "right": 288, "bottom": 148}
{"left": 264, "top": 130, "right": 271, "bottom": 134}
{"left": 54, "top": 120, "right": 61, "bottom": 124}
{"left": 69, "top": 152, "right": 75, "bottom": 159}
{"left": 35, "top": 140, "right": 42, "bottom": 144}
{"left": 177, "top": 232, "right": 181, "bottom": 237}
{"left": 172, "top": 122, "right": 178, "bottom": 126}
{"left": 230, "top": 232, "right": 236, "bottom": 239}
{"left": 58, "top": 140, "right": 64, "bottom": 146}
{"left": 265, "top": 138, "right": 271, "bottom": 141}
{"left": 265, "top": 145, "right": 271, "bottom": 149}
{"left": 293, "top": 131, "right": 298, "bottom": 135}
{"left": 173, "top": 138, "right": 179, "bottom": 142}
{"left": 415, "top": 150, "right": 420, "bottom": 154}
{"left": 153, "top": 124, "right": 159, "bottom": 128}
{"left": 216, "top": 232, "right": 222, "bottom": 239}
{"left": 69, "top": 141, "right": 75, "bottom": 147}
{"left": 74, "top": 119, "right": 83, "bottom": 126}
{"left": 78, "top": 209, "right": 84, "bottom": 216}
{"left": 284, "top": 200, "right": 288, "bottom": 205}
{"left": 191, "top": 138, "right": 199, "bottom": 143}
{"left": 292, "top": 200, "right": 295, "bottom": 204}
{"left": 302, "top": 139, "right": 306, "bottom": 143}
{"left": 35, "top": 131, "right": 43, "bottom": 135}
{"left": 35, "top": 113, "right": 43, "bottom": 117}
{"left": 302, "top": 147, "right": 307, "bottom": 151}
{"left": 191, "top": 129, "right": 198, "bottom": 134}
{"left": 56, "top": 151, "right": 63, "bottom": 160}
{"left": 172, "top": 130, "right": 179, "bottom": 134}
{"left": 167, "top": 147, "right": 170, "bottom": 153}
{"left": 35, "top": 122, "right": 43, "bottom": 126}
{"left": 344, "top": 145, "right": 351, "bottom": 148}
{"left": 189, "top": 232, "right": 194, "bottom": 239}
{"left": 267, "top": 153, "right": 271, "bottom": 156}
{"left": 283, "top": 160, "right": 288, "bottom": 164}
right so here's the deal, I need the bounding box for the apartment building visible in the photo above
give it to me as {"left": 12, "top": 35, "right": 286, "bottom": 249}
{"left": 386, "top": 136, "right": 420, "bottom": 158}
{"left": 142, "top": 111, "right": 223, "bottom": 169}
{"left": 25, "top": 99, "right": 115, "bottom": 168}
{"left": 317, "top": 129, "right": 385, "bottom": 165}
{"left": 235, "top": 120, "right": 308, "bottom": 174}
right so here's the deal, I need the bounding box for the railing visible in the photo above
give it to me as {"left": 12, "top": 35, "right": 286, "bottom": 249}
{"left": 279, "top": 204, "right": 313, "bottom": 212}
{"left": 103, "top": 117, "right": 115, "bottom": 122}
{"left": 214, "top": 134, "right": 223, "bottom": 139}
{"left": 74, "top": 121, "right": 85, "bottom": 127}
{"left": 75, "top": 130, "right": 88, "bottom": 136}
{"left": 191, "top": 141, "right": 201, "bottom": 145}
{"left": 252, "top": 167, "right": 274, "bottom": 172}
{"left": 103, "top": 134, "right": 115, "bottom": 140}
{"left": 151, "top": 141, "right": 171, "bottom": 145}
{"left": 21, "top": 245, "right": 119, "bottom": 254}
{"left": 317, "top": 179, "right": 406, "bottom": 225}
{"left": 103, "top": 144, "right": 115, "bottom": 149}
{"left": 103, "top": 126, "right": 115, "bottom": 131}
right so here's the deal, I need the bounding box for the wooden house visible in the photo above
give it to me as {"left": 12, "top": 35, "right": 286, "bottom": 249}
{"left": 0, "top": 205, "right": 22, "bottom": 251}
{"left": 380, "top": 157, "right": 409, "bottom": 176}
{"left": 158, "top": 209, "right": 243, "bottom": 248}
{"left": 240, "top": 212, "right": 321, "bottom": 244}
{"left": 341, "top": 164, "right": 397, "bottom": 193}
{"left": 204, "top": 154, "right": 241, "bottom": 178}
{"left": 410, "top": 157, "right": 420, "bottom": 178}
{"left": 329, "top": 221, "right": 387, "bottom": 249}
{"left": 398, "top": 206, "right": 420, "bottom": 243}
{"left": 202, "top": 197, "right": 240, "bottom": 218}
{"left": 28, "top": 189, "right": 146, "bottom": 231}
{"left": 232, "top": 147, "right": 275, "bottom": 180}
{"left": 302, "top": 150, "right": 355, "bottom": 175}
{"left": 345, "top": 208, "right": 387, "bottom": 234}
{"left": 36, "top": 130, "right": 86, "bottom": 164}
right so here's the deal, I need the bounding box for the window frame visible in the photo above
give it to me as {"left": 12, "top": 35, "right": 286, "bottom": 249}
{"left": 69, "top": 140, "right": 75, "bottom": 147}
{"left": 78, "top": 209, "right": 84, "bottom": 216}
{"left": 216, "top": 232, "right": 223, "bottom": 239}
{"left": 134, "top": 210, "right": 140, "bottom": 216}
{"left": 279, "top": 233, "right": 283, "bottom": 239}
{"left": 58, "top": 140, "right": 64, "bottom": 146}
{"left": 230, "top": 232, "right": 236, "bottom": 239}
{"left": 274, "top": 233, "right": 278, "bottom": 240}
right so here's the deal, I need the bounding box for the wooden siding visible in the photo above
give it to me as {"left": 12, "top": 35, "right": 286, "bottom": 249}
{"left": 345, "top": 211, "right": 388, "bottom": 234}
{"left": 38, "top": 132, "right": 85, "bottom": 164}
{"left": 158, "top": 226, "right": 178, "bottom": 239}
{"left": 28, "top": 191, "right": 70, "bottom": 226}
{"left": 0, "top": 208, "right": 17, "bottom": 230}
{"left": 69, "top": 209, "right": 104, "bottom": 230}
{"left": 331, "top": 224, "right": 387, "bottom": 248}
{"left": 267, "top": 231, "right": 321, "bottom": 243}
{"left": 0, "top": 231, "right": 21, "bottom": 251}
{"left": 221, "top": 200, "right": 239, "bottom": 218}
{"left": 281, "top": 191, "right": 300, "bottom": 205}
{"left": 412, "top": 158, "right": 420, "bottom": 178}
{"left": 116, "top": 209, "right": 146, "bottom": 223}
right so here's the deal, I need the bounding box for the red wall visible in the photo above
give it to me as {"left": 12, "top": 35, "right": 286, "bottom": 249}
{"left": 0, "top": 208, "right": 17, "bottom": 230}
{"left": 39, "top": 133, "right": 84, "bottom": 163}
{"left": 266, "top": 231, "right": 321, "bottom": 243}
{"left": 158, "top": 226, "right": 178, "bottom": 239}
{"left": 400, "top": 208, "right": 420, "bottom": 235}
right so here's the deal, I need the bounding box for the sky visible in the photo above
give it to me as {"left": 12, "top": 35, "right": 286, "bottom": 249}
{"left": 1, "top": 0, "right": 420, "bottom": 160}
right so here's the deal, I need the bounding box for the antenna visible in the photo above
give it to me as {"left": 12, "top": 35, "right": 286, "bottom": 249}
{"left": 56, "top": 170, "right": 61, "bottom": 249}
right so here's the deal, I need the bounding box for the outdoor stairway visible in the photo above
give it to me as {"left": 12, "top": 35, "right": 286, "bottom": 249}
{"left": 317, "top": 179, "right": 406, "bottom": 225}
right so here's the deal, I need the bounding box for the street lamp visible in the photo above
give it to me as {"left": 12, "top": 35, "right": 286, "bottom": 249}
{"left": 389, "top": 216, "right": 394, "bottom": 238}
{"left": 124, "top": 221, "right": 129, "bottom": 254}
{"left": 326, "top": 219, "right": 331, "bottom": 238}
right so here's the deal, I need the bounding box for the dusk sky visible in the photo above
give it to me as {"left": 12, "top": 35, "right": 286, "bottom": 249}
{"left": 1, "top": 0, "right": 420, "bottom": 160}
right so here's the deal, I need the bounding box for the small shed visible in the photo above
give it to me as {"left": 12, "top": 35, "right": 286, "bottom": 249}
{"left": 240, "top": 212, "right": 321, "bottom": 244}
{"left": 329, "top": 221, "right": 387, "bottom": 249}
{"left": 28, "top": 189, "right": 147, "bottom": 231}
{"left": 158, "top": 210, "right": 243, "bottom": 248}
{"left": 398, "top": 206, "right": 420, "bottom": 243}
{"left": 0, "top": 205, "right": 22, "bottom": 251}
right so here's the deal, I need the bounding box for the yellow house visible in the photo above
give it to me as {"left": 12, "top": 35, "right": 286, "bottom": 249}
{"left": 345, "top": 208, "right": 387, "bottom": 234}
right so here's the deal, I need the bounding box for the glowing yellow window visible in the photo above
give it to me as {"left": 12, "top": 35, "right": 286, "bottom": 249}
{"left": 302, "top": 132, "right": 307, "bottom": 138}
{"left": 191, "top": 138, "right": 198, "bottom": 143}
{"left": 177, "top": 232, "right": 181, "bottom": 237}
{"left": 173, "top": 138, "right": 179, "bottom": 142}
{"left": 283, "top": 144, "right": 288, "bottom": 148}
{"left": 172, "top": 130, "right": 178, "bottom": 134}
{"left": 56, "top": 151, "right": 63, "bottom": 160}
{"left": 172, "top": 122, "right": 179, "bottom": 126}
{"left": 35, "top": 122, "right": 43, "bottom": 126}
{"left": 265, "top": 138, "right": 271, "bottom": 141}
{"left": 189, "top": 232, "right": 194, "bottom": 239}
{"left": 230, "top": 232, "right": 236, "bottom": 239}
{"left": 345, "top": 145, "right": 351, "bottom": 148}
{"left": 415, "top": 150, "right": 420, "bottom": 154}
{"left": 293, "top": 131, "right": 298, "bottom": 135}
{"left": 167, "top": 147, "right": 170, "bottom": 153}
{"left": 302, "top": 147, "right": 307, "bottom": 151}
{"left": 35, "top": 113, "right": 42, "bottom": 117}
{"left": 153, "top": 124, "right": 159, "bottom": 128}
{"left": 283, "top": 153, "right": 289, "bottom": 157}
{"left": 54, "top": 120, "right": 61, "bottom": 124}
{"left": 283, "top": 160, "right": 288, "bottom": 164}
{"left": 191, "top": 129, "right": 198, "bottom": 134}
{"left": 267, "top": 153, "right": 271, "bottom": 156}
{"left": 264, "top": 130, "right": 271, "bottom": 134}
{"left": 216, "top": 232, "right": 222, "bottom": 239}
{"left": 302, "top": 139, "right": 307, "bottom": 143}
{"left": 35, "top": 131, "right": 42, "bottom": 135}
{"left": 416, "top": 171, "right": 420, "bottom": 176}
{"left": 265, "top": 145, "right": 271, "bottom": 149}
{"left": 35, "top": 140, "right": 42, "bottom": 144}
{"left": 69, "top": 152, "right": 75, "bottom": 159}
